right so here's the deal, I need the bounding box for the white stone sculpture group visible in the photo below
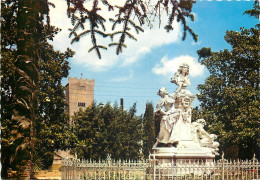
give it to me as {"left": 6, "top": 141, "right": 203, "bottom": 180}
{"left": 153, "top": 63, "right": 219, "bottom": 156}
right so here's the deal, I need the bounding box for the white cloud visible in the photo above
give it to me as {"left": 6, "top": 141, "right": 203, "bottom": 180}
{"left": 49, "top": 0, "right": 183, "bottom": 71}
{"left": 152, "top": 55, "right": 204, "bottom": 77}
{"left": 120, "top": 20, "right": 181, "bottom": 66}
{"left": 48, "top": 0, "right": 73, "bottom": 52}
{"left": 111, "top": 70, "right": 134, "bottom": 82}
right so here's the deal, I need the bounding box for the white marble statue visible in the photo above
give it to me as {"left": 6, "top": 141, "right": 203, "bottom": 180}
{"left": 150, "top": 63, "right": 220, "bottom": 169}
{"left": 153, "top": 87, "right": 178, "bottom": 147}
{"left": 153, "top": 63, "right": 219, "bottom": 156}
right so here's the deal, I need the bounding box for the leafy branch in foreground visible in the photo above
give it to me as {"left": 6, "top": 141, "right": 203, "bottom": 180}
{"left": 66, "top": 0, "right": 197, "bottom": 58}
{"left": 159, "top": 0, "right": 198, "bottom": 41}
{"left": 109, "top": 0, "right": 145, "bottom": 55}
{"left": 68, "top": 0, "right": 110, "bottom": 59}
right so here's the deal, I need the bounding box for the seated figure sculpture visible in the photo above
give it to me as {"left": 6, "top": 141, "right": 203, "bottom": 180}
{"left": 153, "top": 87, "right": 178, "bottom": 148}
{"left": 191, "top": 119, "right": 219, "bottom": 155}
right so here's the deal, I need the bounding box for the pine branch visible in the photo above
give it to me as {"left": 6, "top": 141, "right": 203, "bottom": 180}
{"left": 68, "top": 28, "right": 77, "bottom": 38}
{"left": 109, "top": 17, "right": 123, "bottom": 30}
{"left": 110, "top": 31, "right": 123, "bottom": 39}
{"left": 65, "top": 0, "right": 197, "bottom": 58}
{"left": 71, "top": 30, "right": 91, "bottom": 44}
{"left": 93, "top": 29, "right": 108, "bottom": 37}
{"left": 125, "top": 31, "right": 137, "bottom": 41}
{"left": 109, "top": 42, "right": 127, "bottom": 48}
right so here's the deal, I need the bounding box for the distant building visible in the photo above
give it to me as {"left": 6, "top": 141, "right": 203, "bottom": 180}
{"left": 65, "top": 77, "right": 95, "bottom": 117}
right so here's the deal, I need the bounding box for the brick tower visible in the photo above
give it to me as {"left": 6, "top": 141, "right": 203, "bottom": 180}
{"left": 65, "top": 77, "right": 95, "bottom": 117}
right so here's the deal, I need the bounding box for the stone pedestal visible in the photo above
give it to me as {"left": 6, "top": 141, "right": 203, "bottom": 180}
{"left": 150, "top": 147, "right": 214, "bottom": 165}
{"left": 149, "top": 147, "right": 215, "bottom": 177}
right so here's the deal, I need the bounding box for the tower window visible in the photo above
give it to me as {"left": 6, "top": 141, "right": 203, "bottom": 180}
{"left": 78, "top": 86, "right": 86, "bottom": 90}
{"left": 78, "top": 102, "right": 86, "bottom": 107}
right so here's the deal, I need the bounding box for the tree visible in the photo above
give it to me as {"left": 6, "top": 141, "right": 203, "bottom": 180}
{"left": 71, "top": 102, "right": 107, "bottom": 160}
{"left": 196, "top": 2, "right": 259, "bottom": 160}
{"left": 142, "top": 102, "right": 155, "bottom": 159}
{"left": 35, "top": 36, "right": 77, "bottom": 168}
{"left": 1, "top": 0, "right": 47, "bottom": 177}
{"left": 110, "top": 102, "right": 142, "bottom": 160}
{"left": 66, "top": 0, "right": 198, "bottom": 58}
{"left": 1, "top": 1, "right": 77, "bottom": 177}
{"left": 71, "top": 102, "right": 142, "bottom": 160}
{"left": 1, "top": 30, "right": 76, "bottom": 178}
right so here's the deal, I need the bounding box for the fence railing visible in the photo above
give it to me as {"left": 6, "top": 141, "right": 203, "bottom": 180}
{"left": 62, "top": 155, "right": 260, "bottom": 180}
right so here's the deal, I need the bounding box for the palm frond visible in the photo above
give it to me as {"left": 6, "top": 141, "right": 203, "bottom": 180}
{"left": 88, "top": 46, "right": 97, "bottom": 53}
{"left": 10, "top": 140, "right": 30, "bottom": 163}
{"left": 95, "top": 14, "right": 106, "bottom": 27}
{"left": 16, "top": 98, "right": 30, "bottom": 110}
{"left": 95, "top": 47, "right": 101, "bottom": 59}
{"left": 127, "top": 20, "right": 144, "bottom": 34}
{"left": 47, "top": 2, "right": 55, "bottom": 8}
{"left": 109, "top": 18, "right": 116, "bottom": 23}
{"left": 32, "top": 151, "right": 44, "bottom": 172}
{"left": 12, "top": 113, "right": 31, "bottom": 129}
{"left": 19, "top": 86, "right": 33, "bottom": 94}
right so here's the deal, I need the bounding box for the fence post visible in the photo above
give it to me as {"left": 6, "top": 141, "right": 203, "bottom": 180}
{"left": 72, "top": 158, "right": 78, "bottom": 180}
{"left": 153, "top": 160, "right": 156, "bottom": 180}
{"left": 222, "top": 153, "right": 224, "bottom": 180}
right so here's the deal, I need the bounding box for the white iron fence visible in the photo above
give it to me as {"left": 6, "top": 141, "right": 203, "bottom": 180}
{"left": 62, "top": 155, "right": 260, "bottom": 180}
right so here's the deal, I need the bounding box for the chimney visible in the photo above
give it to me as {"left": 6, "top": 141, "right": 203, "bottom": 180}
{"left": 120, "top": 98, "right": 124, "bottom": 109}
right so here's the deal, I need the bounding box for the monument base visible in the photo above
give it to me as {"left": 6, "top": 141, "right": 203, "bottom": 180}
{"left": 149, "top": 146, "right": 215, "bottom": 177}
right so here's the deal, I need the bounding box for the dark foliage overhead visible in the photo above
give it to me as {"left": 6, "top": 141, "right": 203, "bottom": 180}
{"left": 66, "top": 0, "right": 197, "bottom": 58}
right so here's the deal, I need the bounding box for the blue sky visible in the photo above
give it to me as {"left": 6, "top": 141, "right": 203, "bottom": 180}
{"left": 49, "top": 0, "right": 258, "bottom": 115}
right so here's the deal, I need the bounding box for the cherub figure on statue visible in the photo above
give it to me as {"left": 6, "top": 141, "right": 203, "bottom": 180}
{"left": 153, "top": 87, "right": 179, "bottom": 148}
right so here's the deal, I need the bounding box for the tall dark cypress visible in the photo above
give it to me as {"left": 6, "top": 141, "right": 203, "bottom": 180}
{"left": 142, "top": 102, "right": 155, "bottom": 159}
